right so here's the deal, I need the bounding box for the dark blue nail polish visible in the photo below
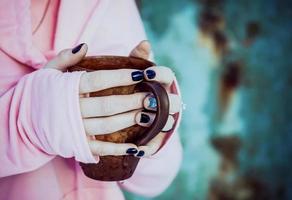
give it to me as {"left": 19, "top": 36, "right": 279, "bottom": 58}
{"left": 126, "top": 148, "right": 138, "bottom": 155}
{"left": 146, "top": 70, "right": 156, "bottom": 79}
{"left": 72, "top": 43, "right": 84, "bottom": 54}
{"left": 131, "top": 71, "right": 144, "bottom": 81}
{"left": 148, "top": 96, "right": 157, "bottom": 109}
{"left": 140, "top": 113, "right": 150, "bottom": 123}
{"left": 136, "top": 150, "right": 145, "bottom": 157}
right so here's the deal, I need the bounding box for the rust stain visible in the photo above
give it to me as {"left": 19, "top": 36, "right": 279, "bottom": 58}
{"left": 244, "top": 21, "right": 261, "bottom": 46}
{"left": 198, "top": 10, "right": 225, "bottom": 35}
{"left": 219, "top": 61, "right": 242, "bottom": 113}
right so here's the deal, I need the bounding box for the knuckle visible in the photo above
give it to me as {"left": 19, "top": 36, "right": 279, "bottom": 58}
{"left": 117, "top": 69, "right": 131, "bottom": 83}
{"left": 59, "top": 51, "right": 71, "bottom": 64}
{"left": 99, "top": 98, "right": 112, "bottom": 116}
{"left": 83, "top": 71, "right": 103, "bottom": 92}
{"left": 98, "top": 118, "right": 112, "bottom": 134}
{"left": 132, "top": 93, "right": 144, "bottom": 107}
{"left": 58, "top": 49, "right": 67, "bottom": 58}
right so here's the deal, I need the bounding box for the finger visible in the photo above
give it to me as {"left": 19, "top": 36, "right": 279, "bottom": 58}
{"left": 135, "top": 132, "right": 165, "bottom": 157}
{"left": 83, "top": 110, "right": 139, "bottom": 135}
{"left": 130, "top": 40, "right": 151, "bottom": 60}
{"left": 80, "top": 93, "right": 147, "bottom": 118}
{"left": 143, "top": 93, "right": 182, "bottom": 114}
{"left": 79, "top": 69, "right": 144, "bottom": 93}
{"left": 45, "top": 43, "right": 88, "bottom": 71}
{"left": 135, "top": 112, "right": 175, "bottom": 132}
{"left": 88, "top": 139, "right": 138, "bottom": 156}
{"left": 144, "top": 66, "right": 175, "bottom": 85}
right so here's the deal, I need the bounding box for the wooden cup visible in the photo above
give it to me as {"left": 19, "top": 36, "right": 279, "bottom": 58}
{"left": 68, "top": 56, "right": 169, "bottom": 181}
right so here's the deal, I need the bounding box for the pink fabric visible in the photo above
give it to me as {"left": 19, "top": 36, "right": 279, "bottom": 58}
{"left": 0, "top": 0, "right": 182, "bottom": 199}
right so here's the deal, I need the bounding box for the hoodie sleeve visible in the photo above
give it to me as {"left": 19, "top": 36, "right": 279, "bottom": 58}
{"left": 0, "top": 68, "right": 96, "bottom": 178}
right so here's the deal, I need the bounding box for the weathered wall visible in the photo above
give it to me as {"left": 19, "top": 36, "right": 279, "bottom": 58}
{"left": 126, "top": 0, "right": 292, "bottom": 199}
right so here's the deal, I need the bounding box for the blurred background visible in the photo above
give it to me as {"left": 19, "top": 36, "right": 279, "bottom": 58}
{"left": 125, "top": 0, "right": 292, "bottom": 199}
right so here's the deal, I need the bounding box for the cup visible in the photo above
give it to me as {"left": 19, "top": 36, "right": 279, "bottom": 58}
{"left": 68, "top": 56, "right": 169, "bottom": 181}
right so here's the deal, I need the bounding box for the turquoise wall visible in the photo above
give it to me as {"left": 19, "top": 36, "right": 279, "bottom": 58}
{"left": 126, "top": 0, "right": 292, "bottom": 199}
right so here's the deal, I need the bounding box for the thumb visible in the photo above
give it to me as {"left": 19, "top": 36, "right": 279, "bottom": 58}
{"left": 44, "top": 43, "right": 88, "bottom": 71}
{"left": 130, "top": 40, "right": 151, "bottom": 60}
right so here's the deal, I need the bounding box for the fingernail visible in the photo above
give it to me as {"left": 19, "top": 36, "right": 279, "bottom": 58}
{"left": 126, "top": 148, "right": 138, "bottom": 155}
{"left": 148, "top": 96, "right": 157, "bottom": 109}
{"left": 145, "top": 70, "right": 156, "bottom": 79}
{"left": 136, "top": 150, "right": 145, "bottom": 157}
{"left": 140, "top": 113, "right": 150, "bottom": 123}
{"left": 131, "top": 71, "right": 144, "bottom": 81}
{"left": 72, "top": 43, "right": 84, "bottom": 54}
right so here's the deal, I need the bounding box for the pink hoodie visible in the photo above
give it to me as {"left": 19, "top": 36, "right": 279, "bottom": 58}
{"left": 0, "top": 0, "right": 182, "bottom": 199}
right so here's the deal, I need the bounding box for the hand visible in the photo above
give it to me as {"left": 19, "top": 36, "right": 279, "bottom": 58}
{"left": 128, "top": 41, "right": 182, "bottom": 157}
{"left": 44, "top": 41, "right": 181, "bottom": 158}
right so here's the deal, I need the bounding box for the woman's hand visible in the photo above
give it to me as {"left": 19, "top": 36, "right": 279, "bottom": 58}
{"left": 44, "top": 41, "right": 181, "bottom": 158}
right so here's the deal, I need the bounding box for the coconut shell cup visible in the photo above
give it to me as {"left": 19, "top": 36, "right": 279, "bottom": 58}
{"left": 68, "top": 56, "right": 170, "bottom": 181}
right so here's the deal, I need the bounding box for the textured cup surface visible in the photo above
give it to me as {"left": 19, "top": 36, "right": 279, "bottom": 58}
{"left": 69, "top": 56, "right": 169, "bottom": 181}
